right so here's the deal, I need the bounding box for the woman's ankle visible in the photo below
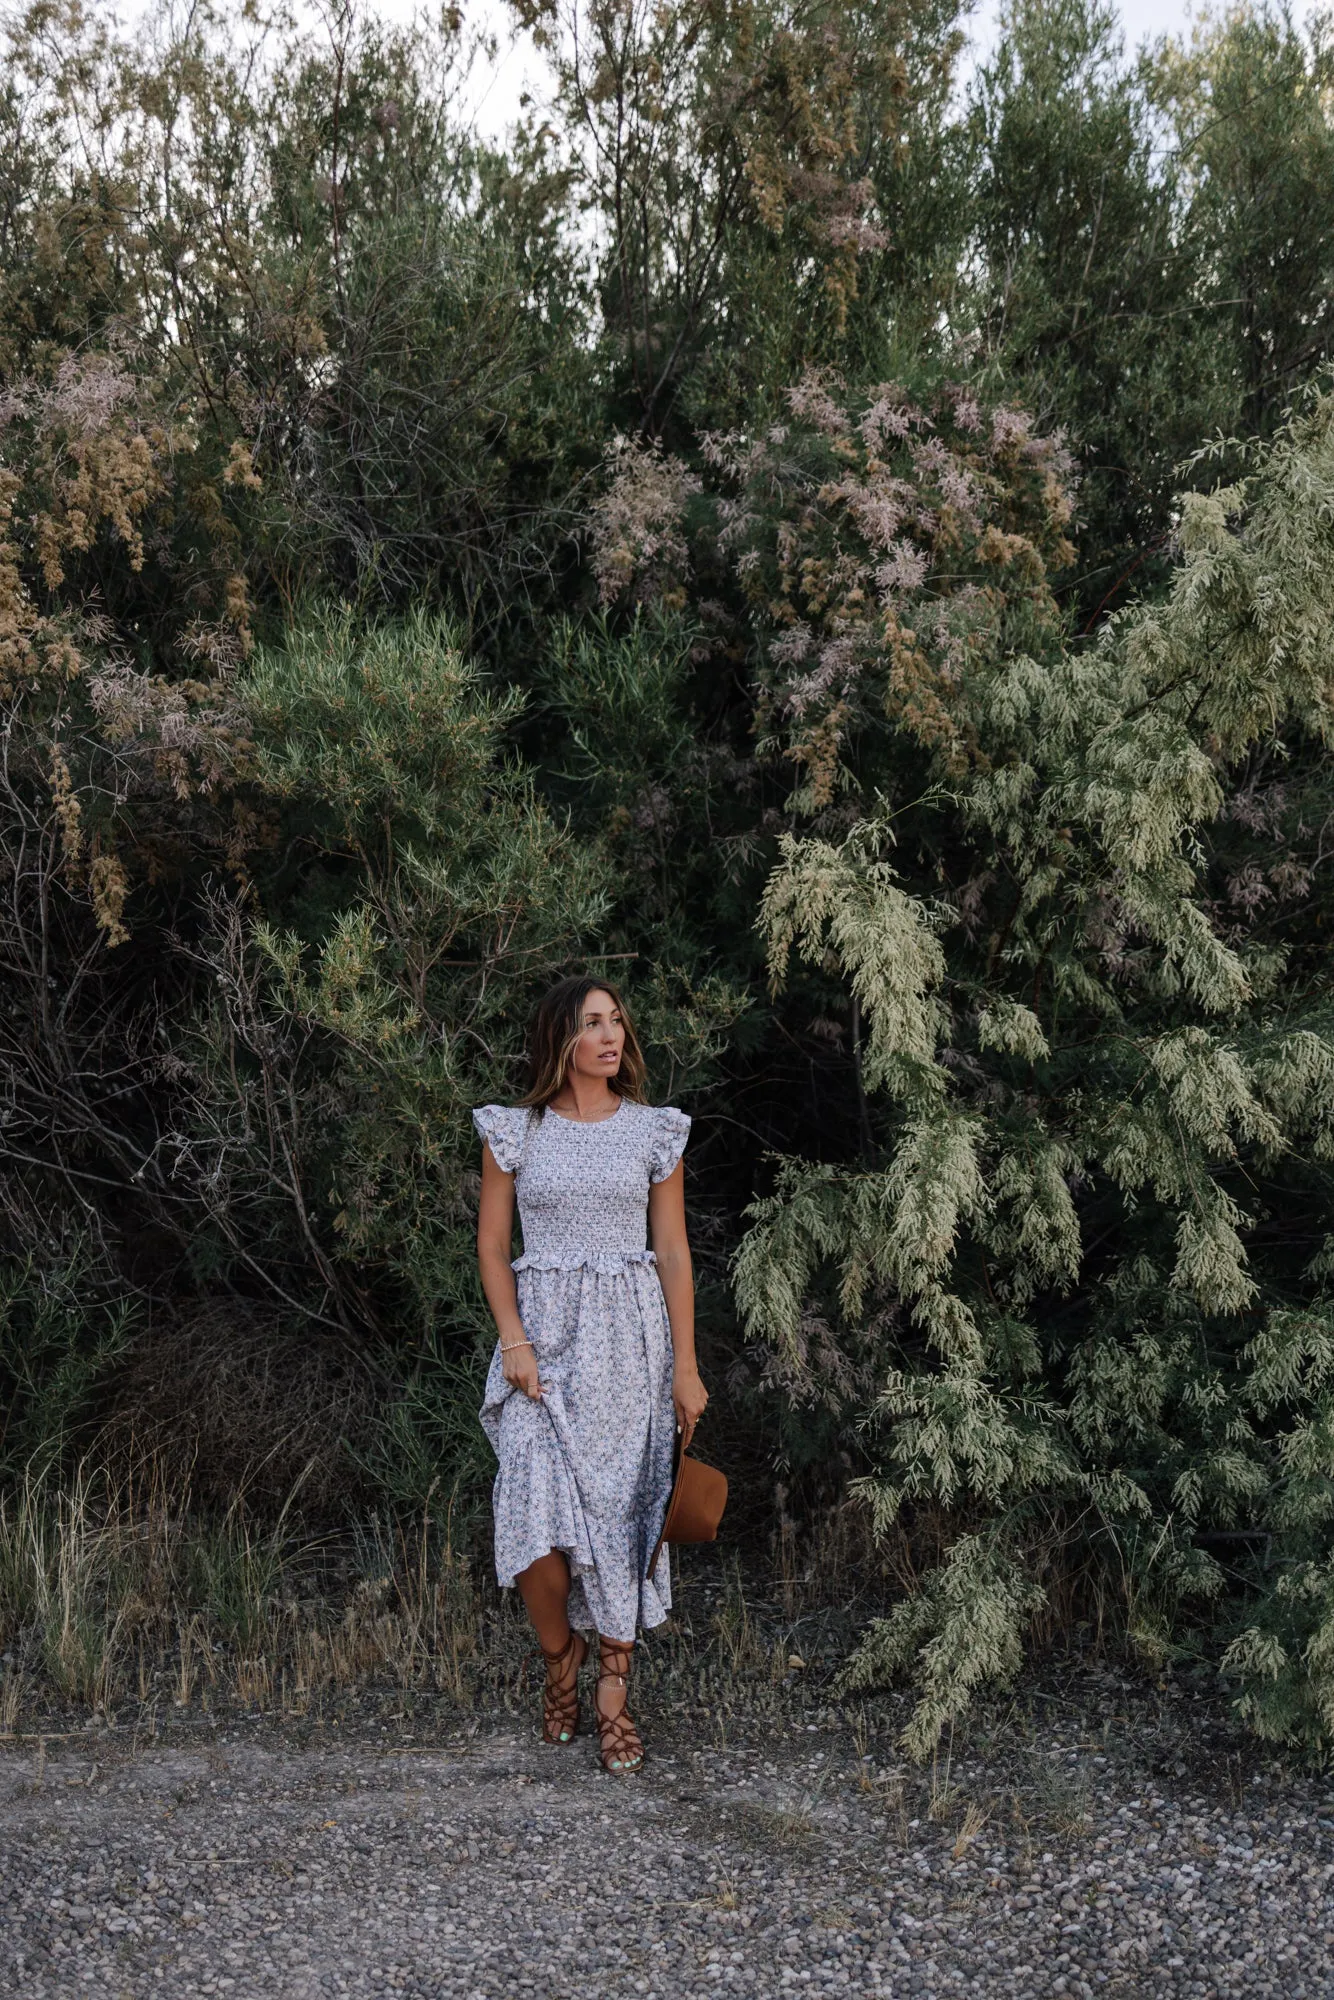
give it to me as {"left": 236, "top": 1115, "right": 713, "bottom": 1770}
{"left": 596, "top": 1639, "right": 633, "bottom": 1706}
{"left": 541, "top": 1625, "right": 576, "bottom": 1666}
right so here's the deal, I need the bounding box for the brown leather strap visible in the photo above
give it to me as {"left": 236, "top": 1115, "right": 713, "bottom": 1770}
{"left": 594, "top": 1677, "right": 643, "bottom": 1770}
{"left": 593, "top": 1638, "right": 642, "bottom": 1771}
{"left": 539, "top": 1630, "right": 584, "bottom": 1744}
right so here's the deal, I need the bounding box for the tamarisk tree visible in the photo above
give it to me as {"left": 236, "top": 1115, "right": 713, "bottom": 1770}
{"left": 729, "top": 382, "right": 1334, "bottom": 1757}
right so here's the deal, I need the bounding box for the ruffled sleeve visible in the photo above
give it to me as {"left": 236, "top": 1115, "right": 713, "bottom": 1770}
{"left": 649, "top": 1105, "right": 691, "bottom": 1184}
{"left": 472, "top": 1104, "right": 530, "bottom": 1175}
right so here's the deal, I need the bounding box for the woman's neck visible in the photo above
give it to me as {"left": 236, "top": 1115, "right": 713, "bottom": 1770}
{"left": 550, "top": 1075, "right": 619, "bottom": 1121}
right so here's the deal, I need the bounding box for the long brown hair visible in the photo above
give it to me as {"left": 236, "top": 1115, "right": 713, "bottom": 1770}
{"left": 517, "top": 975, "right": 648, "bottom": 1109}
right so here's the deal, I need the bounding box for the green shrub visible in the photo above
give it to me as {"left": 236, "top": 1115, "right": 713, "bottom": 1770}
{"left": 735, "top": 391, "right": 1334, "bottom": 1759}
{"left": 0, "top": 1253, "right": 134, "bottom": 1483}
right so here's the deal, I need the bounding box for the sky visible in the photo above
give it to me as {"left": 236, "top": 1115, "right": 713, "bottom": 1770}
{"left": 114, "top": 0, "right": 1250, "bottom": 142}
{"left": 972, "top": 0, "right": 1207, "bottom": 59}
{"left": 444, "top": 0, "right": 1212, "bottom": 144}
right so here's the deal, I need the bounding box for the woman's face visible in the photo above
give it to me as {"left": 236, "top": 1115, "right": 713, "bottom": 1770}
{"left": 568, "top": 988, "right": 625, "bottom": 1082}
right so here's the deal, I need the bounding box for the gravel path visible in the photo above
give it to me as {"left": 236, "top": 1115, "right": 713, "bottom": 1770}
{"left": 3, "top": 1699, "right": 1333, "bottom": 1998}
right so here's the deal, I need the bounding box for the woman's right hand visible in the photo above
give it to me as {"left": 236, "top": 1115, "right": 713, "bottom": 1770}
{"left": 502, "top": 1338, "right": 543, "bottom": 1400}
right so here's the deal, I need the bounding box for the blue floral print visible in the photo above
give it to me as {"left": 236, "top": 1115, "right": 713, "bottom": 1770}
{"left": 472, "top": 1099, "right": 691, "bottom": 1641}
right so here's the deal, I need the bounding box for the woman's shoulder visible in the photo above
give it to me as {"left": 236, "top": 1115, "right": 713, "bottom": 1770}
{"left": 621, "top": 1097, "right": 689, "bottom": 1126}
{"left": 471, "top": 1103, "right": 534, "bottom": 1173}
{"left": 636, "top": 1101, "right": 690, "bottom": 1181}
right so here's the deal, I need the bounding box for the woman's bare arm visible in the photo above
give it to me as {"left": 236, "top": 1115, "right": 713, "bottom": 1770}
{"left": 648, "top": 1163, "right": 708, "bottom": 1434}
{"left": 477, "top": 1143, "right": 542, "bottom": 1400}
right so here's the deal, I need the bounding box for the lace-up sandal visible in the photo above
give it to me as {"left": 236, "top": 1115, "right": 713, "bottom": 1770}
{"left": 593, "top": 1640, "right": 644, "bottom": 1773}
{"left": 540, "top": 1629, "right": 587, "bottom": 1745}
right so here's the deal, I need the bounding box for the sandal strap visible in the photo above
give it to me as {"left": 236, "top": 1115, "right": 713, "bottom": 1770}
{"left": 545, "top": 1686, "right": 579, "bottom": 1726}
{"left": 540, "top": 1631, "right": 584, "bottom": 1743}
{"left": 593, "top": 1662, "right": 643, "bottom": 1770}
{"left": 540, "top": 1630, "right": 579, "bottom": 1667}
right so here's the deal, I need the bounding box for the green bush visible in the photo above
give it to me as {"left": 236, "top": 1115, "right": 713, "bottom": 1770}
{"left": 735, "top": 393, "right": 1334, "bottom": 1757}
{"left": 0, "top": 1253, "right": 135, "bottom": 1483}
{"left": 6, "top": 0, "right": 1334, "bottom": 1762}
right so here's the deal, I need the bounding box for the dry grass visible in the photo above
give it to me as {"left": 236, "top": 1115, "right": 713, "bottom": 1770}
{"left": 0, "top": 1459, "right": 486, "bottom": 1731}
{"left": 710, "top": 1549, "right": 773, "bottom": 1678}
{"left": 2, "top": 1454, "right": 902, "bottom": 1740}
{"left": 0, "top": 1664, "right": 26, "bottom": 1732}
{"left": 0, "top": 1459, "right": 1139, "bottom": 1774}
{"left": 951, "top": 1798, "right": 990, "bottom": 1860}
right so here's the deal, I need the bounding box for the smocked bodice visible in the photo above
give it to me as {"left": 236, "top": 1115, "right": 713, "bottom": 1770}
{"left": 472, "top": 1100, "right": 690, "bottom": 1272}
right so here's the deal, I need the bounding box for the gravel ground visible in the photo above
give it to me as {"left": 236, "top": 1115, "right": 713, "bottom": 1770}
{"left": 4, "top": 1679, "right": 1334, "bottom": 1999}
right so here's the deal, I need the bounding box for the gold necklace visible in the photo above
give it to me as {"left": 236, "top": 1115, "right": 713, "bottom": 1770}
{"left": 556, "top": 1095, "right": 618, "bottom": 1123}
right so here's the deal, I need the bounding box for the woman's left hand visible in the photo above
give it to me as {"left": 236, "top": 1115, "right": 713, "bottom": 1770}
{"left": 673, "top": 1365, "right": 709, "bottom": 1442}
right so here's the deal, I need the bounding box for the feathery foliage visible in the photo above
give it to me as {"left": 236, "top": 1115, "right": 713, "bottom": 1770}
{"left": 735, "top": 392, "right": 1334, "bottom": 1756}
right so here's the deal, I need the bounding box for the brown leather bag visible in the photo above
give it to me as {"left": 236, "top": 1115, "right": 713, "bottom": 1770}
{"left": 647, "top": 1430, "right": 727, "bottom": 1580}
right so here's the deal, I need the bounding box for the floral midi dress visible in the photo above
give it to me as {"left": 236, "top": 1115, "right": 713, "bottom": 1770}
{"left": 472, "top": 1098, "right": 691, "bottom": 1642}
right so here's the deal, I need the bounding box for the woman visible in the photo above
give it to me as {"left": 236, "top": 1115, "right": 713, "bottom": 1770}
{"left": 473, "top": 975, "right": 708, "bottom": 1773}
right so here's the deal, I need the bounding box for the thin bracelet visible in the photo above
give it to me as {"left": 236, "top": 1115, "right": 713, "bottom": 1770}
{"left": 499, "top": 1338, "right": 532, "bottom": 1353}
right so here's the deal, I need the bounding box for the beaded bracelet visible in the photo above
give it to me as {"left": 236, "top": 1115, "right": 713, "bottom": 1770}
{"left": 499, "top": 1339, "right": 532, "bottom": 1353}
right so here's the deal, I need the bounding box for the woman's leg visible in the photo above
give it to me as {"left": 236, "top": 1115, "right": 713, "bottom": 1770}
{"left": 517, "top": 1550, "right": 585, "bottom": 1744}
{"left": 516, "top": 1549, "right": 573, "bottom": 1652}
{"left": 594, "top": 1634, "right": 644, "bottom": 1771}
